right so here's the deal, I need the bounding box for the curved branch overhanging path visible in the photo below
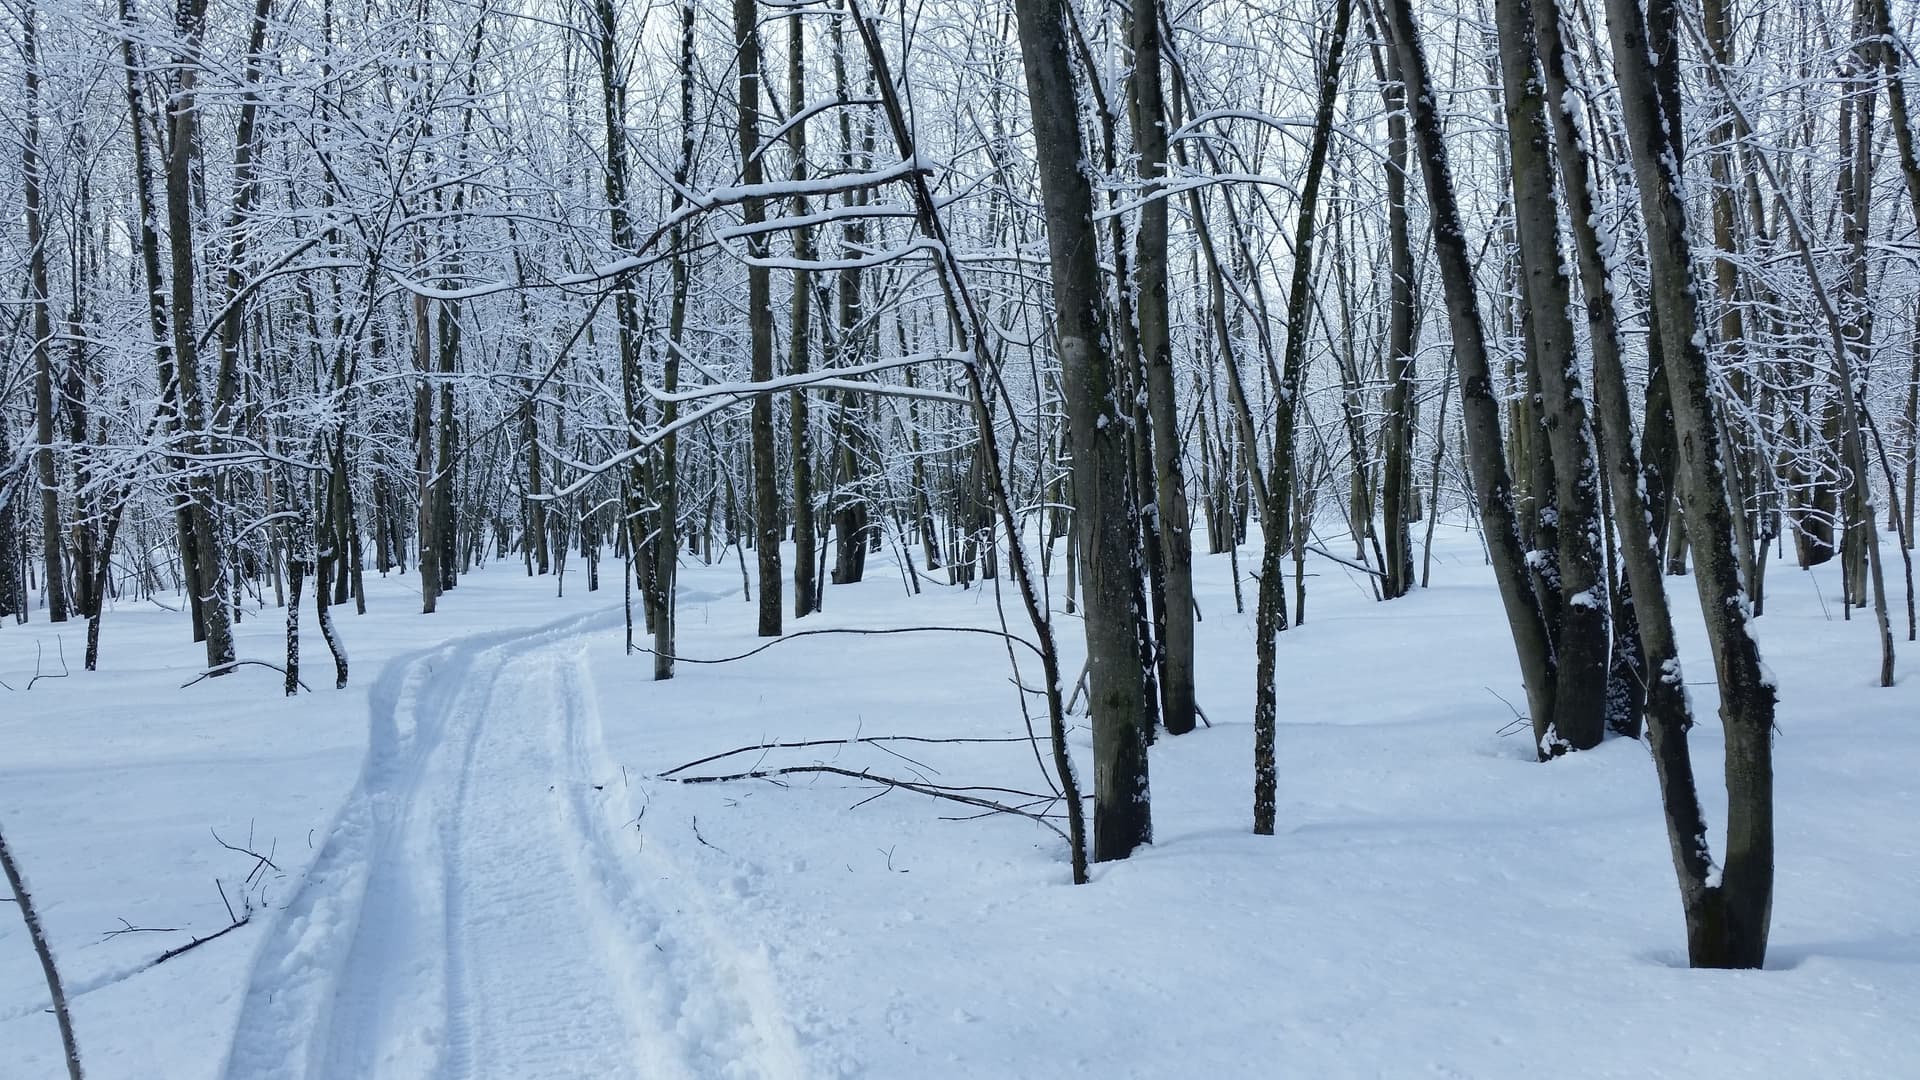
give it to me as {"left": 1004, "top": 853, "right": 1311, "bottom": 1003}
{"left": 219, "top": 610, "right": 808, "bottom": 1080}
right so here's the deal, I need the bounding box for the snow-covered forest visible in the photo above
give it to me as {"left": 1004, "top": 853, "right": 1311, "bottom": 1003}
{"left": 3, "top": 0, "right": 1917, "bottom": 1075}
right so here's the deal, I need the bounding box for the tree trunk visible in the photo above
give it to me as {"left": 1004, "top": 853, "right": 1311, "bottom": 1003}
{"left": 1126, "top": 0, "right": 1197, "bottom": 737}
{"left": 1380, "top": 0, "right": 1559, "bottom": 745}
{"left": 164, "top": 0, "right": 236, "bottom": 671}
{"left": 1013, "top": 0, "right": 1152, "bottom": 862}
{"left": 1600, "top": 0, "right": 1778, "bottom": 968}
{"left": 737, "top": 0, "right": 782, "bottom": 637}
{"left": 1491, "top": 0, "right": 1611, "bottom": 753}
{"left": 1375, "top": 30, "right": 1417, "bottom": 601}
{"left": 790, "top": 11, "right": 818, "bottom": 620}
{"left": 23, "top": 3, "right": 67, "bottom": 624}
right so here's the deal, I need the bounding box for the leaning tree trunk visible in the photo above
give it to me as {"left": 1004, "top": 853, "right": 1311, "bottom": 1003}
{"left": 1600, "top": 0, "right": 1778, "bottom": 969}
{"left": 0, "top": 824, "right": 84, "bottom": 1080}
{"left": 1013, "top": 0, "right": 1152, "bottom": 862}
{"left": 1379, "top": 0, "right": 1559, "bottom": 741}
{"left": 1534, "top": 0, "right": 1719, "bottom": 952}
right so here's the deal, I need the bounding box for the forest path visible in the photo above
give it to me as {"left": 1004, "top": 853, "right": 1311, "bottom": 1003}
{"left": 218, "top": 609, "right": 804, "bottom": 1080}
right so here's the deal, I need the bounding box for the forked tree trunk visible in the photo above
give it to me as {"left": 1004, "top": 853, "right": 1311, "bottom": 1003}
{"left": 1490, "top": 0, "right": 1611, "bottom": 753}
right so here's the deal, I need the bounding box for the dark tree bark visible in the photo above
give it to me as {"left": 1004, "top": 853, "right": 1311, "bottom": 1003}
{"left": 163, "top": 0, "right": 236, "bottom": 670}
{"left": 1373, "top": 26, "right": 1417, "bottom": 601}
{"left": 1379, "top": 0, "right": 1558, "bottom": 743}
{"left": 1600, "top": 0, "right": 1778, "bottom": 968}
{"left": 0, "top": 419, "right": 21, "bottom": 621}
{"left": 1254, "top": 0, "right": 1351, "bottom": 835}
{"left": 1126, "top": 0, "right": 1197, "bottom": 737}
{"left": 654, "top": 0, "right": 696, "bottom": 680}
{"left": 1013, "top": 0, "right": 1152, "bottom": 861}
{"left": 23, "top": 2, "right": 68, "bottom": 624}
{"left": 1534, "top": 0, "right": 1718, "bottom": 943}
{"left": 790, "top": 10, "right": 818, "bottom": 621}
{"left": 1491, "top": 0, "right": 1611, "bottom": 752}
{"left": 737, "top": 0, "right": 782, "bottom": 637}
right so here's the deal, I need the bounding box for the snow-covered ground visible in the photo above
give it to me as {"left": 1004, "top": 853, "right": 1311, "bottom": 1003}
{"left": 3, "top": 528, "right": 1914, "bottom": 1079}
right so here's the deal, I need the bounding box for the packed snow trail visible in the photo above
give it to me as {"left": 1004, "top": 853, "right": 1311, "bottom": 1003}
{"left": 219, "top": 609, "right": 805, "bottom": 1080}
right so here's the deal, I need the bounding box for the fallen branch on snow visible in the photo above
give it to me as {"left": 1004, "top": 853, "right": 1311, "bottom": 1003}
{"left": 182, "top": 659, "right": 311, "bottom": 691}
{"left": 659, "top": 733, "right": 1047, "bottom": 779}
{"left": 661, "top": 765, "right": 1068, "bottom": 841}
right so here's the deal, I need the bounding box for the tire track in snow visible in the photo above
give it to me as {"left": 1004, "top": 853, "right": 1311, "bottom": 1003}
{"left": 218, "top": 607, "right": 805, "bottom": 1080}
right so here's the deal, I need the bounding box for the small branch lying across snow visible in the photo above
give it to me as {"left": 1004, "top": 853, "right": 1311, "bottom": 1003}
{"left": 659, "top": 734, "right": 1047, "bottom": 779}
{"left": 661, "top": 765, "right": 1068, "bottom": 841}
{"left": 182, "top": 659, "right": 310, "bottom": 691}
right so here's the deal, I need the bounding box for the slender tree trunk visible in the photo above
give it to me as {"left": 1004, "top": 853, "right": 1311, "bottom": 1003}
{"left": 164, "top": 0, "right": 236, "bottom": 671}
{"left": 1255, "top": 0, "right": 1352, "bottom": 834}
{"left": 0, "top": 420, "right": 21, "bottom": 621}
{"left": 23, "top": 1, "right": 67, "bottom": 624}
{"left": 1126, "top": 0, "right": 1197, "bottom": 737}
{"left": 1600, "top": 0, "right": 1778, "bottom": 968}
{"left": 1375, "top": 31, "right": 1417, "bottom": 601}
{"left": 413, "top": 257, "right": 439, "bottom": 614}
{"left": 654, "top": 0, "right": 696, "bottom": 680}
{"left": 790, "top": 11, "right": 818, "bottom": 620}
{"left": 1380, "top": 0, "right": 1559, "bottom": 743}
{"left": 737, "top": 0, "right": 782, "bottom": 637}
{"left": 0, "top": 824, "right": 84, "bottom": 1080}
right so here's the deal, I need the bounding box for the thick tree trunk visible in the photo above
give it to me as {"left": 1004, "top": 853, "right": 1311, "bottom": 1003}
{"left": 1013, "top": 0, "right": 1152, "bottom": 862}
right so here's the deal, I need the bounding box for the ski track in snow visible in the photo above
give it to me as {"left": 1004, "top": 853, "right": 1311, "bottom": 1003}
{"left": 218, "top": 608, "right": 806, "bottom": 1080}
